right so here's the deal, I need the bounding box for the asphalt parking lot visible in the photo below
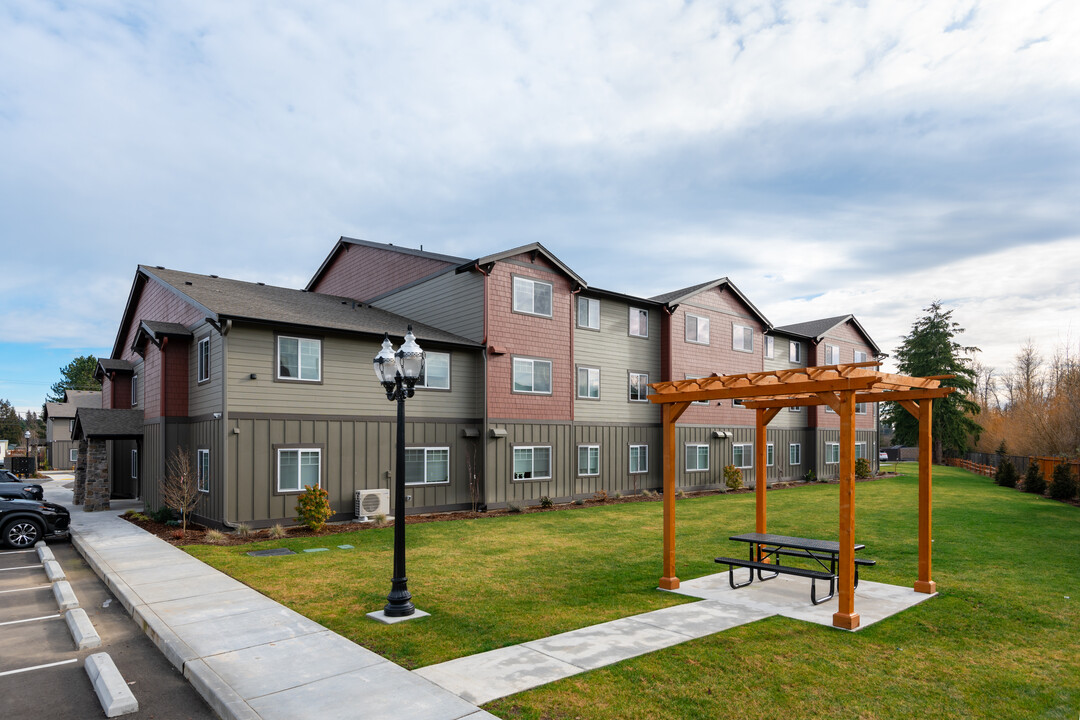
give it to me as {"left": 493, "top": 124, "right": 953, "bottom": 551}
{"left": 0, "top": 538, "right": 217, "bottom": 719}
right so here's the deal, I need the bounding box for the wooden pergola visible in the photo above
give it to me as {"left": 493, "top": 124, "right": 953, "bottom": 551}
{"left": 648, "top": 362, "right": 953, "bottom": 630}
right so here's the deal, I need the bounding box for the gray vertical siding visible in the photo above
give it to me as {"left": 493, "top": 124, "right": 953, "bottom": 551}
{"left": 814, "top": 429, "right": 878, "bottom": 479}
{"left": 371, "top": 268, "right": 485, "bottom": 343}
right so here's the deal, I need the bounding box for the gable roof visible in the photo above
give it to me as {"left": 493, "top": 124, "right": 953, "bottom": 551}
{"left": 95, "top": 358, "right": 134, "bottom": 381}
{"left": 132, "top": 320, "right": 194, "bottom": 354}
{"left": 772, "top": 314, "right": 881, "bottom": 354}
{"left": 127, "top": 266, "right": 480, "bottom": 349}
{"left": 650, "top": 278, "right": 772, "bottom": 328}
{"left": 461, "top": 242, "right": 587, "bottom": 288}
{"left": 73, "top": 408, "right": 144, "bottom": 440}
{"left": 44, "top": 391, "right": 101, "bottom": 421}
{"left": 305, "top": 237, "right": 470, "bottom": 292}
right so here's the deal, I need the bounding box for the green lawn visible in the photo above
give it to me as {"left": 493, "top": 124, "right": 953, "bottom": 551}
{"left": 186, "top": 464, "right": 1080, "bottom": 718}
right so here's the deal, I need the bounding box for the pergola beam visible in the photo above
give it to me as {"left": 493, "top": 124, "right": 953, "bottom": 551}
{"left": 740, "top": 386, "right": 955, "bottom": 409}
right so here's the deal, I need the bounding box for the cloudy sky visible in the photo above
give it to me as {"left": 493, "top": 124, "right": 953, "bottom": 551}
{"left": 2, "top": 1, "right": 1077, "bottom": 413}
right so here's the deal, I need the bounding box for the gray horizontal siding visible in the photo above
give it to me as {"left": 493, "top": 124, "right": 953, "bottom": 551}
{"left": 372, "top": 269, "right": 485, "bottom": 343}
{"left": 189, "top": 323, "right": 224, "bottom": 417}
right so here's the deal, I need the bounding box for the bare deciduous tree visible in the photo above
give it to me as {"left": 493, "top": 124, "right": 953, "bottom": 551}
{"left": 161, "top": 449, "right": 200, "bottom": 535}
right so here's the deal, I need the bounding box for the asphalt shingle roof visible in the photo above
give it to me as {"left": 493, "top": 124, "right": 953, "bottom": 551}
{"left": 74, "top": 408, "right": 144, "bottom": 439}
{"left": 773, "top": 315, "right": 853, "bottom": 339}
{"left": 649, "top": 279, "right": 725, "bottom": 305}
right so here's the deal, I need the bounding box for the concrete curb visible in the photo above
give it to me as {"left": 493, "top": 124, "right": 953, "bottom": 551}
{"left": 44, "top": 558, "right": 66, "bottom": 581}
{"left": 184, "top": 659, "right": 262, "bottom": 720}
{"left": 133, "top": 604, "right": 200, "bottom": 672}
{"left": 85, "top": 652, "right": 139, "bottom": 717}
{"left": 37, "top": 545, "right": 56, "bottom": 562}
{"left": 53, "top": 579, "right": 79, "bottom": 611}
{"left": 66, "top": 607, "right": 102, "bottom": 650}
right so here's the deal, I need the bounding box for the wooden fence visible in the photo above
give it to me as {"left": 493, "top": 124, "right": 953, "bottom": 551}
{"left": 947, "top": 458, "right": 994, "bottom": 477}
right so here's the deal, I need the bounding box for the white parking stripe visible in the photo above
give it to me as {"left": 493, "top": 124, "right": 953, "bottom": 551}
{"left": 0, "top": 549, "right": 36, "bottom": 555}
{"left": 0, "top": 585, "right": 51, "bottom": 594}
{"left": 0, "top": 565, "right": 42, "bottom": 572}
{"left": 0, "top": 658, "right": 79, "bottom": 677}
{"left": 0, "top": 614, "right": 62, "bottom": 627}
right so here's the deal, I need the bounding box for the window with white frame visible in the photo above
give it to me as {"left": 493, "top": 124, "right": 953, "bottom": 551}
{"left": 577, "top": 367, "right": 600, "bottom": 399}
{"left": 789, "top": 341, "right": 802, "bottom": 363}
{"left": 856, "top": 402, "right": 868, "bottom": 414}
{"left": 419, "top": 351, "right": 450, "bottom": 389}
{"left": 197, "top": 449, "right": 210, "bottom": 493}
{"left": 277, "top": 336, "right": 321, "bottom": 381}
{"left": 732, "top": 443, "right": 753, "bottom": 469}
{"left": 69, "top": 419, "right": 75, "bottom": 434}
{"left": 629, "top": 307, "right": 649, "bottom": 338}
{"left": 686, "top": 375, "right": 711, "bottom": 405}
{"left": 577, "top": 297, "right": 600, "bottom": 329}
{"left": 277, "top": 448, "right": 321, "bottom": 492}
{"left": 788, "top": 405, "right": 803, "bottom": 413}
{"left": 825, "top": 442, "right": 840, "bottom": 464}
{"left": 766, "top": 443, "right": 774, "bottom": 467}
{"left": 825, "top": 402, "right": 836, "bottom": 414}
{"left": 131, "top": 449, "right": 138, "bottom": 478}
{"left": 732, "top": 324, "right": 753, "bottom": 352}
{"left": 577, "top": 445, "right": 599, "bottom": 476}
{"left": 789, "top": 443, "right": 801, "bottom": 465}
{"left": 686, "top": 444, "right": 709, "bottom": 472}
{"left": 825, "top": 344, "right": 841, "bottom": 365}
{"left": 70, "top": 448, "right": 78, "bottom": 463}
{"left": 765, "top": 336, "right": 774, "bottom": 359}
{"left": 513, "top": 276, "right": 552, "bottom": 317}
{"left": 513, "top": 357, "right": 552, "bottom": 394}
{"left": 628, "top": 372, "right": 649, "bottom": 402}
{"left": 855, "top": 442, "right": 867, "bottom": 460}
{"left": 513, "top": 446, "right": 551, "bottom": 480}
{"left": 131, "top": 373, "right": 139, "bottom": 406}
{"left": 629, "top": 444, "right": 648, "bottom": 473}
{"left": 854, "top": 350, "right": 868, "bottom": 363}
{"left": 685, "top": 314, "right": 709, "bottom": 344}
{"left": 406, "top": 447, "right": 450, "bottom": 485}
{"left": 198, "top": 336, "right": 211, "bottom": 383}
{"left": 732, "top": 398, "right": 748, "bottom": 409}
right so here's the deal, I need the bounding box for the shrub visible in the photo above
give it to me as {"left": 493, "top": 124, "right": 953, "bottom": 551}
{"left": 507, "top": 502, "right": 523, "bottom": 513}
{"left": 613, "top": 491, "right": 623, "bottom": 500}
{"left": 539, "top": 495, "right": 554, "bottom": 508}
{"left": 268, "top": 523, "right": 287, "bottom": 539}
{"left": 723, "top": 465, "right": 743, "bottom": 491}
{"left": 204, "top": 529, "right": 227, "bottom": 543}
{"left": 592, "top": 490, "right": 608, "bottom": 503}
{"left": 804, "top": 470, "right": 817, "bottom": 483}
{"left": 373, "top": 513, "right": 387, "bottom": 526}
{"left": 1022, "top": 464, "right": 1046, "bottom": 495}
{"left": 675, "top": 489, "right": 685, "bottom": 499}
{"left": 295, "top": 485, "right": 332, "bottom": 532}
{"left": 994, "top": 459, "right": 1019, "bottom": 488}
{"left": 233, "top": 522, "right": 253, "bottom": 537}
{"left": 855, "top": 458, "right": 871, "bottom": 479}
{"left": 148, "top": 506, "right": 176, "bottom": 524}
{"left": 1048, "top": 463, "right": 1077, "bottom": 501}
{"left": 573, "top": 498, "right": 585, "bottom": 506}
{"left": 168, "top": 529, "right": 185, "bottom": 540}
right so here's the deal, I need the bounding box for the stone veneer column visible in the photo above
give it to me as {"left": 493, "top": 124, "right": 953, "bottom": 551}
{"left": 83, "top": 439, "right": 111, "bottom": 512}
{"left": 73, "top": 439, "right": 88, "bottom": 505}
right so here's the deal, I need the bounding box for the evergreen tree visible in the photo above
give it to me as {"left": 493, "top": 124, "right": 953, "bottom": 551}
{"left": 47, "top": 355, "right": 100, "bottom": 402}
{"left": 0, "top": 399, "right": 21, "bottom": 445}
{"left": 882, "top": 301, "right": 981, "bottom": 463}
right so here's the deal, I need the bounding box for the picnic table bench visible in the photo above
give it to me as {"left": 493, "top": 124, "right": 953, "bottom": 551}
{"left": 715, "top": 532, "right": 876, "bottom": 606}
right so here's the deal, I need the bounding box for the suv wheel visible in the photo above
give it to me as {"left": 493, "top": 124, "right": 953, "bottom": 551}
{"left": 2, "top": 519, "right": 42, "bottom": 549}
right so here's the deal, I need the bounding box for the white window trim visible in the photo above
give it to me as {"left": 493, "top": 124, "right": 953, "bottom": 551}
{"left": 418, "top": 351, "right": 451, "bottom": 390}
{"left": 732, "top": 443, "right": 753, "bottom": 469}
{"left": 197, "top": 448, "right": 210, "bottom": 493}
{"left": 825, "top": 343, "right": 841, "bottom": 365}
{"left": 764, "top": 336, "right": 774, "bottom": 359}
{"left": 789, "top": 443, "right": 802, "bottom": 466}
{"left": 577, "top": 297, "right": 600, "bottom": 330}
{"left": 825, "top": 442, "right": 840, "bottom": 465}
{"left": 131, "top": 449, "right": 138, "bottom": 479}
{"left": 197, "top": 336, "right": 211, "bottom": 383}
{"left": 628, "top": 372, "right": 649, "bottom": 402}
{"left": 856, "top": 402, "right": 868, "bottom": 415}
{"left": 788, "top": 405, "right": 803, "bottom": 413}
{"left": 131, "top": 373, "right": 138, "bottom": 407}
{"left": 513, "top": 276, "right": 554, "bottom": 318}
{"left": 789, "top": 341, "right": 802, "bottom": 363}
{"left": 855, "top": 442, "right": 867, "bottom": 460}
{"left": 577, "top": 366, "right": 601, "bottom": 400}
{"left": 629, "top": 307, "right": 649, "bottom": 338}
{"left": 732, "top": 398, "right": 748, "bottom": 409}
{"left": 513, "top": 357, "right": 553, "bottom": 395}
{"left": 685, "top": 443, "right": 710, "bottom": 472}
{"left": 405, "top": 446, "right": 451, "bottom": 486}
{"left": 732, "top": 324, "right": 754, "bottom": 353}
{"left": 70, "top": 448, "right": 78, "bottom": 463}
{"left": 629, "top": 444, "right": 648, "bottom": 474}
{"left": 766, "top": 443, "right": 774, "bottom": 467}
{"left": 277, "top": 336, "right": 322, "bottom": 382}
{"left": 276, "top": 448, "right": 322, "bottom": 493}
{"left": 513, "top": 445, "right": 552, "bottom": 481}
{"left": 854, "top": 350, "right": 868, "bottom": 363}
{"left": 577, "top": 444, "right": 600, "bottom": 477}
{"left": 685, "top": 313, "right": 710, "bottom": 345}
{"left": 69, "top": 419, "right": 75, "bottom": 434}
{"left": 686, "top": 374, "right": 711, "bottom": 405}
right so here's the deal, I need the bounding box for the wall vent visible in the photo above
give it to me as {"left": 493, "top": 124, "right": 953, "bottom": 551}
{"left": 354, "top": 489, "right": 390, "bottom": 521}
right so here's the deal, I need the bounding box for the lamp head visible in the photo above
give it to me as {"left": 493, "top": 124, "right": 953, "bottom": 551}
{"left": 373, "top": 333, "right": 400, "bottom": 387}
{"left": 397, "top": 325, "right": 425, "bottom": 383}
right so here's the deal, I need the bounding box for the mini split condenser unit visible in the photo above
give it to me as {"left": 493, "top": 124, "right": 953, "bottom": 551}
{"left": 354, "top": 489, "right": 390, "bottom": 521}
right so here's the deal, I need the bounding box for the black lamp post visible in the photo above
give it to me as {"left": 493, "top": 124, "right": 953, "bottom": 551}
{"left": 24, "top": 430, "right": 30, "bottom": 469}
{"left": 372, "top": 326, "right": 425, "bottom": 617}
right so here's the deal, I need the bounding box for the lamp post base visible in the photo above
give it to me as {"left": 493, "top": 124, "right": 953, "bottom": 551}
{"left": 384, "top": 577, "right": 415, "bottom": 617}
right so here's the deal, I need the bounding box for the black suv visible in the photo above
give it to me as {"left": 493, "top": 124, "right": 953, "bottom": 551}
{"left": 0, "top": 498, "right": 71, "bottom": 549}
{"left": 1, "top": 470, "right": 44, "bottom": 501}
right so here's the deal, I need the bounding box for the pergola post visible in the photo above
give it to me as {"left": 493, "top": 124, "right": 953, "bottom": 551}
{"left": 832, "top": 389, "right": 860, "bottom": 630}
{"left": 659, "top": 402, "right": 688, "bottom": 590}
{"left": 755, "top": 408, "right": 768, "bottom": 535}
{"left": 915, "top": 399, "right": 936, "bottom": 594}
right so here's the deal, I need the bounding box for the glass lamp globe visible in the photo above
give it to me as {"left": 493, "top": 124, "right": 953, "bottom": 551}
{"left": 397, "top": 326, "right": 426, "bottom": 382}
{"left": 373, "top": 334, "right": 400, "bottom": 385}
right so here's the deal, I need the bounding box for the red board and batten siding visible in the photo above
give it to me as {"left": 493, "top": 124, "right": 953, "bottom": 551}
{"left": 810, "top": 319, "right": 877, "bottom": 431}
{"left": 309, "top": 243, "right": 456, "bottom": 301}
{"left": 486, "top": 254, "right": 574, "bottom": 421}
{"left": 666, "top": 286, "right": 765, "bottom": 426}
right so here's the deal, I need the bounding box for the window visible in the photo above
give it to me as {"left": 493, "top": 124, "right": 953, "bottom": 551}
{"left": 629, "top": 445, "right": 648, "bottom": 473}
{"left": 419, "top": 351, "right": 450, "bottom": 389}
{"left": 278, "top": 336, "right": 321, "bottom": 382}
{"left": 577, "top": 297, "right": 600, "bottom": 329}
{"left": 825, "top": 403, "right": 836, "bottom": 414}
{"left": 686, "top": 444, "right": 709, "bottom": 472}
{"left": 788, "top": 405, "right": 803, "bottom": 413}
{"left": 855, "top": 442, "right": 867, "bottom": 460}
{"left": 629, "top": 307, "right": 649, "bottom": 338}
{"left": 825, "top": 442, "right": 840, "bottom": 464}
{"left": 685, "top": 314, "right": 710, "bottom": 344}
{"left": 732, "top": 444, "right": 753, "bottom": 469}
{"left": 513, "top": 357, "right": 552, "bottom": 394}
{"left": 856, "top": 402, "right": 868, "bottom": 415}
{"left": 69, "top": 448, "right": 78, "bottom": 463}
{"left": 789, "top": 341, "right": 802, "bottom": 363}
{"left": 825, "top": 344, "right": 841, "bottom": 365}
{"left": 686, "top": 375, "right": 711, "bottom": 405}
{"left": 131, "top": 449, "right": 138, "bottom": 479}
{"left": 198, "top": 336, "right": 211, "bottom": 383}
{"left": 577, "top": 445, "right": 599, "bottom": 476}
{"left": 732, "top": 398, "right": 748, "bottom": 409}
{"left": 513, "top": 276, "right": 552, "bottom": 317}
{"left": 197, "top": 449, "right": 210, "bottom": 493}
{"left": 131, "top": 374, "right": 139, "bottom": 406}
{"left": 513, "top": 446, "right": 551, "bottom": 480}
{"left": 854, "top": 350, "right": 868, "bottom": 364}
{"left": 69, "top": 419, "right": 75, "bottom": 434}
{"left": 733, "top": 324, "right": 753, "bottom": 353}
{"left": 577, "top": 367, "right": 600, "bottom": 399}
{"left": 406, "top": 447, "right": 450, "bottom": 485}
{"left": 629, "top": 372, "right": 649, "bottom": 402}
{"left": 789, "top": 443, "right": 801, "bottom": 465}
{"left": 766, "top": 443, "right": 774, "bottom": 467}
{"left": 765, "top": 336, "right": 774, "bottom": 359}
{"left": 277, "top": 448, "right": 321, "bottom": 492}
